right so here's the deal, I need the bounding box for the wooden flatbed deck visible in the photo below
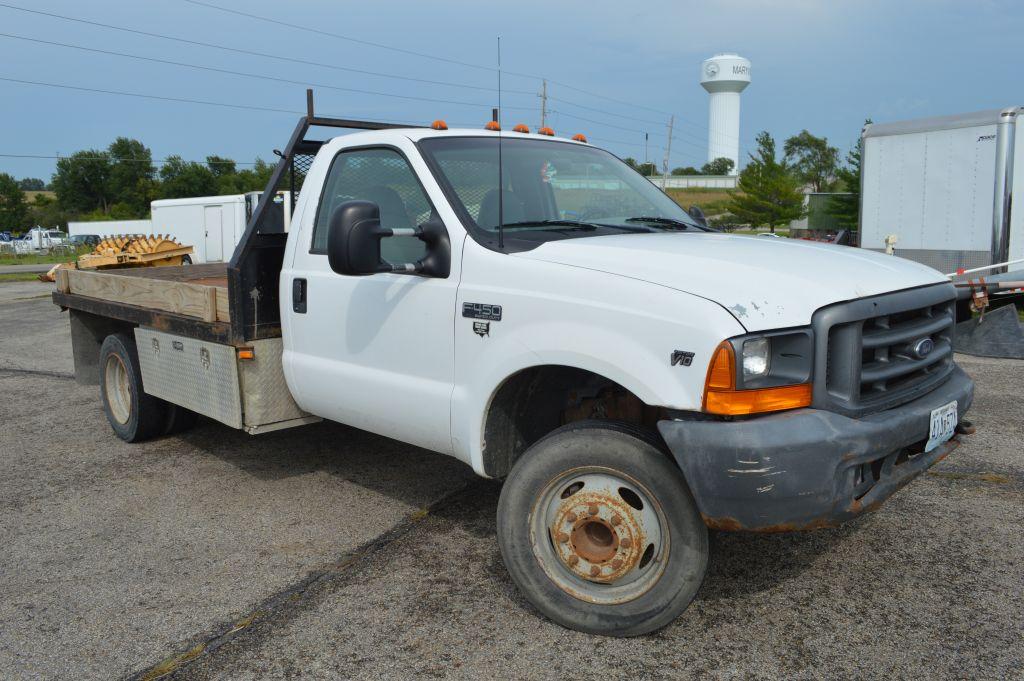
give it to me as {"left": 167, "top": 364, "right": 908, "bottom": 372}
{"left": 53, "top": 263, "right": 241, "bottom": 345}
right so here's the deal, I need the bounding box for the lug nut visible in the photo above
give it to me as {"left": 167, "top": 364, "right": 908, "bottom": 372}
{"left": 588, "top": 504, "right": 599, "bottom": 516}
{"left": 556, "top": 532, "right": 570, "bottom": 543}
{"left": 566, "top": 512, "right": 577, "bottom": 522}
{"left": 611, "top": 515, "right": 622, "bottom": 526}
{"left": 611, "top": 558, "right": 623, "bottom": 569}
{"left": 567, "top": 555, "right": 579, "bottom": 566}
{"left": 590, "top": 565, "right": 600, "bottom": 577}
{"left": 620, "top": 537, "right": 633, "bottom": 549}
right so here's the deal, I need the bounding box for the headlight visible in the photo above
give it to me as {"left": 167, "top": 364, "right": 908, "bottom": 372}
{"left": 703, "top": 329, "right": 814, "bottom": 415}
{"left": 741, "top": 338, "right": 770, "bottom": 379}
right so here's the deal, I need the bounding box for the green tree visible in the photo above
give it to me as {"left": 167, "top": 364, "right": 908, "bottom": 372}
{"left": 700, "top": 157, "right": 735, "bottom": 175}
{"left": 671, "top": 166, "right": 700, "bottom": 176}
{"left": 18, "top": 177, "right": 46, "bottom": 191}
{"left": 783, "top": 130, "right": 839, "bottom": 192}
{"left": 0, "top": 172, "right": 29, "bottom": 231}
{"left": 52, "top": 150, "right": 113, "bottom": 213}
{"left": 108, "top": 137, "right": 156, "bottom": 217}
{"left": 237, "top": 158, "right": 275, "bottom": 192}
{"left": 159, "top": 155, "right": 219, "bottom": 199}
{"left": 27, "top": 193, "right": 73, "bottom": 230}
{"left": 727, "top": 131, "right": 806, "bottom": 232}
{"left": 828, "top": 119, "right": 871, "bottom": 230}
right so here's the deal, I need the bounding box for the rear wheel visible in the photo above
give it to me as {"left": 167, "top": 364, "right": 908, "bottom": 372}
{"left": 99, "top": 333, "right": 167, "bottom": 442}
{"left": 497, "top": 421, "right": 708, "bottom": 637}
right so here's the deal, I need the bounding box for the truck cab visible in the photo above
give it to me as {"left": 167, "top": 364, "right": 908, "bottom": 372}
{"left": 55, "top": 105, "right": 975, "bottom": 637}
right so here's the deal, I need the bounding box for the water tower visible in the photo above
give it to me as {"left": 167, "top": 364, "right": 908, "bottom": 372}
{"left": 700, "top": 54, "right": 751, "bottom": 175}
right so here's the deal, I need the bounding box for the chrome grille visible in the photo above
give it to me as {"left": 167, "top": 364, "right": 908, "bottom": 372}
{"left": 812, "top": 284, "right": 956, "bottom": 417}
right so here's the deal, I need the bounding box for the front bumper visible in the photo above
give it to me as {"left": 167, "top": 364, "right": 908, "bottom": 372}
{"left": 657, "top": 365, "right": 975, "bottom": 532}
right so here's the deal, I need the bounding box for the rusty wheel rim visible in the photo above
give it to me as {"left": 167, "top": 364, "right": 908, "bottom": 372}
{"left": 529, "top": 466, "right": 669, "bottom": 605}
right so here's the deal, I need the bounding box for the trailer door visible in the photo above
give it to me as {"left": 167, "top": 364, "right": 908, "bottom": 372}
{"left": 204, "top": 206, "right": 223, "bottom": 262}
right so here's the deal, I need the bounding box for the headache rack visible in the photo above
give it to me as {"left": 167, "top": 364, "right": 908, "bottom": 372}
{"left": 228, "top": 89, "right": 423, "bottom": 344}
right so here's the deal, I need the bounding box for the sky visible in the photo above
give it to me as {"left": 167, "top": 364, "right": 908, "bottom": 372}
{"left": 0, "top": 0, "right": 1021, "bottom": 182}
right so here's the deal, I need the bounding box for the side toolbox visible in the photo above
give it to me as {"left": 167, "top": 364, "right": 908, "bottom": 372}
{"left": 134, "top": 328, "right": 319, "bottom": 433}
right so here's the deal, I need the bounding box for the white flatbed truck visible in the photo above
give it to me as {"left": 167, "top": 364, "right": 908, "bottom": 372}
{"left": 54, "top": 95, "right": 975, "bottom": 636}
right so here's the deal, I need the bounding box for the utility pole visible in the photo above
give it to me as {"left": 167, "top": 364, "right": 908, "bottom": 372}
{"left": 660, "top": 115, "right": 674, "bottom": 190}
{"left": 644, "top": 132, "right": 649, "bottom": 165}
{"left": 539, "top": 79, "right": 548, "bottom": 129}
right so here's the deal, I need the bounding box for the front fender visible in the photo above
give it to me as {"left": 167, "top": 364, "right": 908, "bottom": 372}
{"left": 451, "top": 244, "right": 744, "bottom": 475}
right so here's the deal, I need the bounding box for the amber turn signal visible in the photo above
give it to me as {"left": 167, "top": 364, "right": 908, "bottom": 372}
{"left": 237, "top": 347, "right": 255, "bottom": 361}
{"left": 704, "top": 384, "right": 812, "bottom": 416}
{"left": 431, "top": 120, "right": 448, "bottom": 130}
{"left": 702, "top": 341, "right": 811, "bottom": 415}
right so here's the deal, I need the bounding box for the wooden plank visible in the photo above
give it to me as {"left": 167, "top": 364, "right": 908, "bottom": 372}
{"left": 52, "top": 291, "right": 235, "bottom": 345}
{"left": 55, "top": 268, "right": 70, "bottom": 293}
{"left": 66, "top": 269, "right": 231, "bottom": 322}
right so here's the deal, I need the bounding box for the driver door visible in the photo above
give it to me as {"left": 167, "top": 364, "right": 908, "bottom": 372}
{"left": 283, "top": 143, "right": 458, "bottom": 455}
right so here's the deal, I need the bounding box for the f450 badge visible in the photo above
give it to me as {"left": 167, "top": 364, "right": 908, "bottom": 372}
{"left": 462, "top": 302, "right": 502, "bottom": 321}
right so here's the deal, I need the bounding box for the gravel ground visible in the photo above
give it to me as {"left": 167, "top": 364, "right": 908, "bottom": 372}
{"left": 1, "top": 282, "right": 1021, "bottom": 680}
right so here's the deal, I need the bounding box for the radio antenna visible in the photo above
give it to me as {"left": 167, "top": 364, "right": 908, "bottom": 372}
{"left": 496, "top": 36, "right": 505, "bottom": 250}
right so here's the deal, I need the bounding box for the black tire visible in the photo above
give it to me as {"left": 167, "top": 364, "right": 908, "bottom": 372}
{"left": 99, "top": 333, "right": 168, "bottom": 442}
{"left": 163, "top": 404, "right": 200, "bottom": 435}
{"left": 180, "top": 255, "right": 192, "bottom": 265}
{"left": 497, "top": 420, "right": 708, "bottom": 637}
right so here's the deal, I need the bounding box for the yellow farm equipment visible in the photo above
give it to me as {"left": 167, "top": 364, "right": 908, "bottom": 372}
{"left": 40, "top": 234, "right": 194, "bottom": 282}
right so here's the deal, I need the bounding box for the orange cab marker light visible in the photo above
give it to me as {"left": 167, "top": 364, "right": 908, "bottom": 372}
{"left": 237, "top": 347, "right": 255, "bottom": 361}
{"left": 513, "top": 123, "right": 530, "bottom": 133}
{"left": 572, "top": 133, "right": 588, "bottom": 143}
{"left": 538, "top": 126, "right": 555, "bottom": 136}
{"left": 431, "top": 119, "right": 448, "bottom": 130}
{"left": 485, "top": 120, "right": 501, "bottom": 131}
{"left": 702, "top": 341, "right": 811, "bottom": 415}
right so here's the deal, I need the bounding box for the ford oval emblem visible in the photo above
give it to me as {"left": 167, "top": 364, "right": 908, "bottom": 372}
{"left": 912, "top": 338, "right": 935, "bottom": 359}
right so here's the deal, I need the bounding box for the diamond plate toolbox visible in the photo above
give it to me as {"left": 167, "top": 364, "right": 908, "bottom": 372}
{"left": 135, "top": 328, "right": 243, "bottom": 429}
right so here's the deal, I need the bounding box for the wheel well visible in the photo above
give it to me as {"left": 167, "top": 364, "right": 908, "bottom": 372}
{"left": 481, "top": 365, "right": 665, "bottom": 478}
{"left": 69, "top": 309, "right": 136, "bottom": 386}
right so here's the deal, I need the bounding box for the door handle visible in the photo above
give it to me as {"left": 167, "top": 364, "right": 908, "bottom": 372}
{"left": 292, "top": 278, "right": 307, "bottom": 313}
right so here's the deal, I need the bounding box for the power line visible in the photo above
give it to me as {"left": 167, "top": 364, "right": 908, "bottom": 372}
{"left": 0, "top": 153, "right": 262, "bottom": 165}
{"left": 181, "top": 0, "right": 494, "bottom": 73}
{"left": 0, "top": 2, "right": 534, "bottom": 96}
{"left": 0, "top": 75, "right": 308, "bottom": 115}
{"left": 0, "top": 1, "right": 749, "bottom": 149}
{"left": 0, "top": 32, "right": 517, "bottom": 111}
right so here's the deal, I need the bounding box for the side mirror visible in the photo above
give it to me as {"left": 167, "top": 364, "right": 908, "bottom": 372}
{"left": 327, "top": 200, "right": 387, "bottom": 276}
{"left": 326, "top": 200, "right": 451, "bottom": 278}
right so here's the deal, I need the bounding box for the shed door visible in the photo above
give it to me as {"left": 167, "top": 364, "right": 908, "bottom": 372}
{"left": 204, "top": 206, "right": 223, "bottom": 262}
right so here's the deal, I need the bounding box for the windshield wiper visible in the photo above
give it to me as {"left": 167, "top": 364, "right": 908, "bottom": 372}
{"left": 500, "top": 219, "right": 599, "bottom": 231}
{"left": 624, "top": 216, "right": 703, "bottom": 231}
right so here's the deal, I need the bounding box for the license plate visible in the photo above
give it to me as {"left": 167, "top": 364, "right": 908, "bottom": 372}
{"left": 925, "top": 400, "right": 958, "bottom": 452}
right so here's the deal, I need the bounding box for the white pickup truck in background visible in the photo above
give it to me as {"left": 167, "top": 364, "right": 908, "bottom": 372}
{"left": 54, "top": 97, "right": 975, "bottom": 636}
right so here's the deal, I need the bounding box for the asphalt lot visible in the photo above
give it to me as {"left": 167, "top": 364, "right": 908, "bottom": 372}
{"left": 1, "top": 278, "right": 1022, "bottom": 679}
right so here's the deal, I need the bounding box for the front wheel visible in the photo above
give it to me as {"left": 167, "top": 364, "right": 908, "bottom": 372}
{"left": 497, "top": 421, "right": 708, "bottom": 637}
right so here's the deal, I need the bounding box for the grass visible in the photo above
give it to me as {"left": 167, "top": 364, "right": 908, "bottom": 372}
{"left": 664, "top": 188, "right": 736, "bottom": 214}
{"left": 0, "top": 247, "right": 89, "bottom": 266}
{"left": 0, "top": 272, "right": 47, "bottom": 282}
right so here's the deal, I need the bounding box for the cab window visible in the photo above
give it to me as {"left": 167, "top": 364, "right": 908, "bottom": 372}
{"left": 311, "top": 147, "right": 434, "bottom": 265}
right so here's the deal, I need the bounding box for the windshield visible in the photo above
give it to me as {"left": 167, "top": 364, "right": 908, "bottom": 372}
{"left": 417, "top": 136, "right": 703, "bottom": 248}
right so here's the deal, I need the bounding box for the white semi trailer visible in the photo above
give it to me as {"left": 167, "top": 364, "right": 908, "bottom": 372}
{"left": 860, "top": 106, "right": 1021, "bottom": 274}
